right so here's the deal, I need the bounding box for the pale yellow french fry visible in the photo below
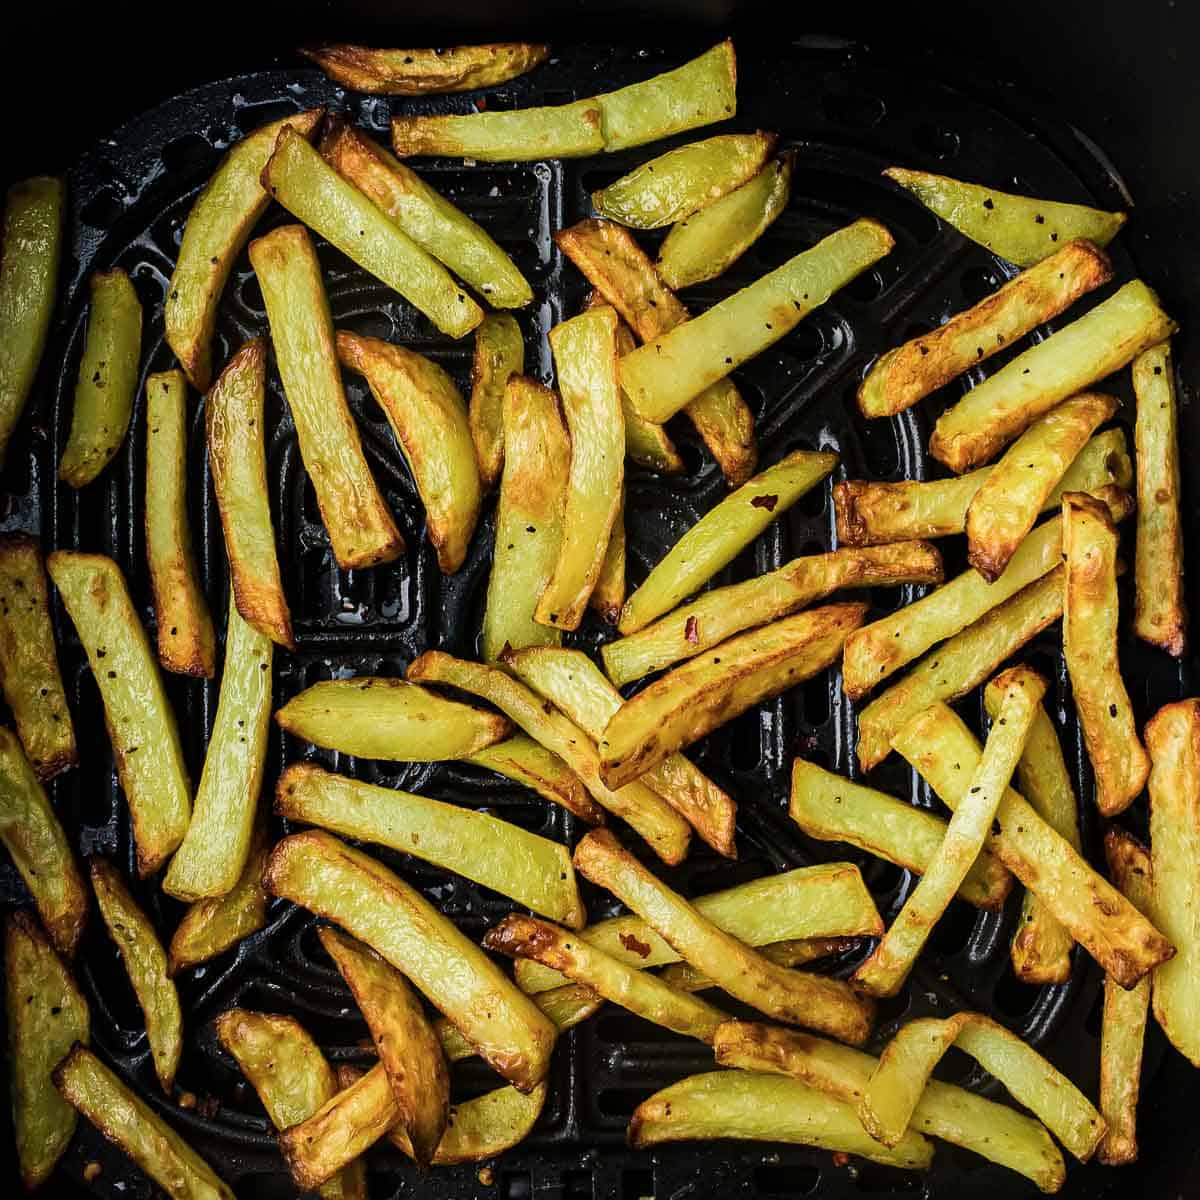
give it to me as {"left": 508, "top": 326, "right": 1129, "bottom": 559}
{"left": 463, "top": 734, "right": 602, "bottom": 824}
{"left": 468, "top": 313, "right": 523, "bottom": 485}
{"left": 658, "top": 938, "right": 859, "bottom": 993}
{"left": 302, "top": 41, "right": 550, "bottom": 94}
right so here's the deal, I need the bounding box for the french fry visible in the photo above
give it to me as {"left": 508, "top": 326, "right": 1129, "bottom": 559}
{"left": 658, "top": 937, "right": 859, "bottom": 993}
{"left": 144, "top": 369, "right": 216, "bottom": 677}
{"left": 0, "top": 535, "right": 76, "bottom": 779}
{"left": 833, "top": 428, "right": 1131, "bottom": 546}
{"left": 59, "top": 269, "right": 143, "bottom": 488}
{"left": 894, "top": 702, "right": 1172, "bottom": 986}
{"left": 47, "top": 552, "right": 191, "bottom": 876}
{"left": 590, "top": 504, "right": 626, "bottom": 624}
{"left": 789, "top": 758, "right": 1012, "bottom": 910}
{"left": 263, "top": 830, "right": 556, "bottom": 1089}
{"left": 302, "top": 41, "right": 550, "bottom": 94}
{"left": 657, "top": 152, "right": 793, "bottom": 289}
{"left": 853, "top": 666, "right": 1045, "bottom": 997}
{"left": 54, "top": 1046, "right": 235, "bottom": 1200}
{"left": 1063, "top": 492, "right": 1149, "bottom": 816}
{"left": 505, "top": 646, "right": 736, "bottom": 857}
{"left": 6, "top": 911, "right": 90, "bottom": 1190}
{"left": 1132, "top": 341, "right": 1187, "bottom": 655}
{"left": 463, "top": 734, "right": 600, "bottom": 823}
{"left": 337, "top": 331, "right": 482, "bottom": 573}
{"left": 593, "top": 132, "right": 776, "bottom": 229}
{"left": 276, "top": 762, "right": 584, "bottom": 926}
{"left": 601, "top": 603, "right": 866, "bottom": 788}
{"left": 249, "top": 225, "right": 403, "bottom": 570}
{"left": 930, "top": 281, "right": 1176, "bottom": 473}
{"left": 468, "top": 313, "right": 523, "bottom": 485}
{"left": 606, "top": 541, "right": 941, "bottom": 686}
{"left": 629, "top": 1071, "right": 933, "bottom": 1168}
{"left": 574, "top": 829, "right": 875, "bottom": 1044}
{"left": 162, "top": 600, "right": 272, "bottom": 901}
{"left": 1146, "top": 698, "right": 1200, "bottom": 1066}
{"left": 967, "top": 393, "right": 1117, "bottom": 581}
{"left": 713, "top": 1020, "right": 1065, "bottom": 1192}
{"left": 619, "top": 219, "right": 894, "bottom": 422}
{"left": 858, "top": 240, "right": 1112, "bottom": 418}
{"left": 407, "top": 651, "right": 690, "bottom": 863}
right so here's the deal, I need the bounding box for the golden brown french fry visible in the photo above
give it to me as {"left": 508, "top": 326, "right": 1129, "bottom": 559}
{"left": 468, "top": 313, "right": 523, "bottom": 485}
{"left": 302, "top": 41, "right": 550, "bottom": 93}
{"left": 463, "top": 734, "right": 600, "bottom": 824}
{"left": 657, "top": 938, "right": 859, "bottom": 993}
{"left": 590, "top": 503, "right": 625, "bottom": 624}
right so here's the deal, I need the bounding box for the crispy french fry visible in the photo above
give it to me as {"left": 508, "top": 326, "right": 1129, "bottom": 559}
{"left": 249, "top": 225, "right": 403, "bottom": 570}
{"left": 854, "top": 667, "right": 1045, "bottom": 997}
{"left": 1063, "top": 492, "right": 1149, "bottom": 816}
{"left": 302, "top": 41, "right": 550, "bottom": 94}
{"left": 468, "top": 313, "right": 523, "bottom": 485}
{"left": 47, "top": 552, "right": 191, "bottom": 876}
{"left": 162, "top": 601, "right": 272, "bottom": 901}
{"left": 894, "top": 702, "right": 1172, "bottom": 986}
{"left": 602, "top": 603, "right": 865, "bottom": 788}
{"left": 59, "top": 269, "right": 142, "bottom": 488}
{"left": 337, "top": 331, "right": 482, "bottom": 572}
{"left": 658, "top": 152, "right": 792, "bottom": 289}
{"left": 264, "top": 830, "right": 556, "bottom": 1088}
{"left": 606, "top": 541, "right": 941, "bottom": 686}
{"left": 55, "top": 1046, "right": 234, "bottom": 1200}
{"left": 463, "top": 734, "right": 600, "bottom": 823}
{"left": 620, "top": 219, "right": 894, "bottom": 422}
{"left": 0, "top": 535, "right": 76, "bottom": 779}
{"left": 967, "top": 393, "right": 1117, "bottom": 581}
{"left": 574, "top": 828, "right": 874, "bottom": 1043}
{"left": 834, "top": 428, "right": 1131, "bottom": 546}
{"left": 858, "top": 241, "right": 1112, "bottom": 418}
{"left": 658, "top": 937, "right": 859, "bottom": 993}
{"left": 789, "top": 758, "right": 1011, "bottom": 909}
{"left": 930, "top": 281, "right": 1176, "bottom": 473}
{"left": 276, "top": 762, "right": 584, "bottom": 926}
{"left": 629, "top": 1070, "right": 933, "bottom": 1167}
{"left": 1132, "top": 341, "right": 1187, "bottom": 656}
{"left": 407, "top": 651, "right": 689, "bottom": 863}
{"left": 590, "top": 504, "right": 626, "bottom": 624}
{"left": 6, "top": 911, "right": 89, "bottom": 1189}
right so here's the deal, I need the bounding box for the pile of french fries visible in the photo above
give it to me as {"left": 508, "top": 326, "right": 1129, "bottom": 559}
{"left": 0, "top": 31, "right": 1194, "bottom": 1198}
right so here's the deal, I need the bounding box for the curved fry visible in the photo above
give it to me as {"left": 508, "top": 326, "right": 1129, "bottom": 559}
{"left": 301, "top": 42, "right": 550, "bottom": 94}
{"left": 468, "top": 313, "right": 524, "bottom": 485}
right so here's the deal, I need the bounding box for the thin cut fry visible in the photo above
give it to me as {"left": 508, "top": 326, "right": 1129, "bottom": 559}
{"left": 658, "top": 938, "right": 859, "bottom": 993}
{"left": 468, "top": 313, "right": 523, "bottom": 485}
{"left": 302, "top": 42, "right": 550, "bottom": 94}
{"left": 590, "top": 504, "right": 626, "bottom": 624}
{"left": 462, "top": 734, "right": 599, "bottom": 823}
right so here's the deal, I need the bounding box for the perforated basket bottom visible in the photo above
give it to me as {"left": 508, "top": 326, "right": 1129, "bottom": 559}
{"left": 2, "top": 37, "right": 1193, "bottom": 1200}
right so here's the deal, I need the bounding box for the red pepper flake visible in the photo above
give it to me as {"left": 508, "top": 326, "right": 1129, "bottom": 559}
{"left": 751, "top": 494, "right": 779, "bottom": 512}
{"left": 685, "top": 616, "right": 700, "bottom": 644}
{"left": 832, "top": 1152, "right": 851, "bottom": 1167}
{"left": 619, "top": 932, "right": 652, "bottom": 958}
{"left": 474, "top": 97, "right": 489, "bottom": 111}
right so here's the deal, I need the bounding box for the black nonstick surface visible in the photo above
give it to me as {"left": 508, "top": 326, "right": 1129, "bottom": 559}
{"left": 1, "top": 27, "right": 1199, "bottom": 1200}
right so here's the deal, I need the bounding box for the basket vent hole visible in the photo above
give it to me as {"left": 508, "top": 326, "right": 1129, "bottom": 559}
{"left": 80, "top": 187, "right": 125, "bottom": 230}
{"left": 960, "top": 265, "right": 1002, "bottom": 306}
{"left": 597, "top": 1088, "right": 646, "bottom": 1118}
{"left": 844, "top": 268, "right": 886, "bottom": 305}
{"left": 622, "top": 1169, "right": 655, "bottom": 1199}
{"left": 727, "top": 709, "right": 762, "bottom": 772}
{"left": 238, "top": 273, "right": 265, "bottom": 316}
{"left": 754, "top": 1164, "right": 820, "bottom": 1194}
{"left": 993, "top": 968, "right": 1042, "bottom": 1020}
{"left": 789, "top": 320, "right": 827, "bottom": 361}
{"left": 928, "top": 897, "right": 976, "bottom": 956}
{"left": 854, "top": 414, "right": 900, "bottom": 478}
{"left": 912, "top": 123, "right": 963, "bottom": 160}
{"left": 802, "top": 673, "right": 830, "bottom": 726}
{"left": 235, "top": 99, "right": 301, "bottom": 134}
{"left": 822, "top": 91, "right": 886, "bottom": 128}
{"left": 161, "top": 132, "right": 216, "bottom": 176}
{"left": 796, "top": 481, "right": 828, "bottom": 519}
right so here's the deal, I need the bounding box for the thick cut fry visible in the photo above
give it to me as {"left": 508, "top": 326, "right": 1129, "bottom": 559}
{"left": 1132, "top": 341, "right": 1187, "bottom": 655}
{"left": 206, "top": 339, "right": 293, "bottom": 648}
{"left": 1063, "top": 493, "right": 1148, "bottom": 816}
{"left": 834, "top": 428, "right": 1131, "bottom": 546}
{"left": 789, "top": 758, "right": 1011, "bottom": 909}
{"left": 620, "top": 219, "right": 894, "bottom": 422}
{"left": 602, "top": 603, "right": 865, "bottom": 788}
{"left": 607, "top": 541, "right": 941, "bottom": 685}
{"left": 1147, "top": 699, "right": 1200, "bottom": 1066}
{"left": 0, "top": 535, "right": 75, "bottom": 779}
{"left": 302, "top": 42, "right": 549, "bottom": 94}
{"left": 534, "top": 307, "right": 624, "bottom": 629}
{"left": 713, "top": 1020, "right": 1065, "bottom": 1191}
{"left": 263, "top": 830, "right": 556, "bottom": 1089}
{"left": 505, "top": 646, "right": 736, "bottom": 857}
{"left": 276, "top": 762, "right": 584, "bottom": 926}
{"left": 166, "top": 109, "right": 322, "bottom": 390}
{"left": 55, "top": 1047, "right": 234, "bottom": 1200}
{"left": 858, "top": 240, "right": 1112, "bottom": 417}
{"left": 463, "top": 734, "right": 599, "bottom": 823}
{"left": 0, "top": 177, "right": 63, "bottom": 466}
{"left": 593, "top": 133, "right": 775, "bottom": 230}
{"left": 59, "top": 269, "right": 142, "bottom": 488}
{"left": 319, "top": 927, "right": 448, "bottom": 1167}
{"left": 574, "top": 829, "right": 874, "bottom": 1043}
{"left": 516, "top": 861, "right": 882, "bottom": 994}
{"left": 408, "top": 651, "right": 689, "bottom": 863}
{"left": 6, "top": 911, "right": 89, "bottom": 1190}
{"left": 47, "top": 552, "right": 191, "bottom": 876}
{"left": 659, "top": 937, "right": 859, "bottom": 993}
{"left": 860, "top": 1013, "right": 1105, "bottom": 1162}
{"left": 468, "top": 313, "right": 523, "bottom": 485}
{"left": 629, "top": 1071, "right": 933, "bottom": 1168}
{"left": 854, "top": 667, "right": 1045, "bottom": 997}
{"left": 856, "top": 566, "right": 1063, "bottom": 771}
{"left": 264, "top": 128, "right": 482, "bottom": 337}
{"left": 894, "top": 702, "right": 1173, "bottom": 986}
{"left": 590, "top": 504, "right": 626, "bottom": 623}
{"left": 658, "top": 152, "right": 792, "bottom": 289}
{"left": 931, "top": 281, "right": 1176, "bottom": 473}
{"left": 163, "top": 601, "right": 272, "bottom": 901}
{"left": 486, "top": 914, "right": 726, "bottom": 1043}
{"left": 249, "top": 225, "right": 403, "bottom": 570}
{"left": 215, "top": 1009, "right": 364, "bottom": 1200}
